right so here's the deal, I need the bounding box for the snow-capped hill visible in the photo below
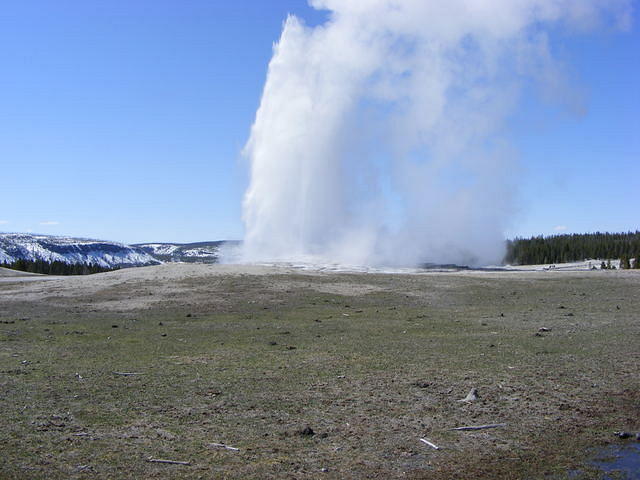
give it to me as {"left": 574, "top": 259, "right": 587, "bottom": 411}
{"left": 135, "top": 241, "right": 238, "bottom": 263}
{"left": 138, "top": 243, "right": 180, "bottom": 256}
{"left": 0, "top": 233, "right": 159, "bottom": 268}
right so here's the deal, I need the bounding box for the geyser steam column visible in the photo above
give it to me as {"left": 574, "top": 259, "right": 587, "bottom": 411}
{"left": 241, "top": 0, "right": 631, "bottom": 267}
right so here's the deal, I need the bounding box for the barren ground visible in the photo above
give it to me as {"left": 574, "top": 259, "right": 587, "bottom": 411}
{"left": 1, "top": 264, "right": 639, "bottom": 479}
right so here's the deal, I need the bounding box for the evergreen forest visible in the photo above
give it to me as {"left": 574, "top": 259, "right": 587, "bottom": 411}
{"left": 505, "top": 231, "right": 640, "bottom": 267}
{"left": 1, "top": 259, "right": 118, "bottom": 275}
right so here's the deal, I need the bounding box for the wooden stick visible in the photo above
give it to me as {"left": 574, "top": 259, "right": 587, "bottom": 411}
{"left": 451, "top": 423, "right": 506, "bottom": 431}
{"left": 209, "top": 442, "right": 240, "bottom": 451}
{"left": 147, "top": 457, "right": 191, "bottom": 465}
{"left": 113, "top": 371, "right": 143, "bottom": 376}
{"left": 419, "top": 438, "right": 440, "bottom": 450}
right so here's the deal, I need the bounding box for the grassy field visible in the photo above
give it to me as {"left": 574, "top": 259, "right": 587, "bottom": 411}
{"left": 1, "top": 265, "right": 639, "bottom": 479}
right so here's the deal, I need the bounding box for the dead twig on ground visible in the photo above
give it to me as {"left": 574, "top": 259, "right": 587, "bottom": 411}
{"left": 451, "top": 423, "right": 506, "bottom": 431}
{"left": 419, "top": 438, "right": 440, "bottom": 450}
{"left": 209, "top": 442, "right": 240, "bottom": 451}
{"left": 146, "top": 457, "right": 190, "bottom": 465}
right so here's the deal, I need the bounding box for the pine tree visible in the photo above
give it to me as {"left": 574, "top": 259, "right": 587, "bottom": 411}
{"left": 620, "top": 256, "right": 630, "bottom": 269}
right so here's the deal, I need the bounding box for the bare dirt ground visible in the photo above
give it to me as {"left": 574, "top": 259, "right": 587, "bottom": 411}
{"left": 1, "top": 264, "right": 639, "bottom": 479}
{"left": 0, "top": 267, "right": 62, "bottom": 283}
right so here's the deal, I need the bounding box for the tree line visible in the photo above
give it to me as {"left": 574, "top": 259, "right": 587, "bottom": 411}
{"left": 1, "top": 259, "right": 118, "bottom": 275}
{"left": 505, "top": 231, "right": 640, "bottom": 267}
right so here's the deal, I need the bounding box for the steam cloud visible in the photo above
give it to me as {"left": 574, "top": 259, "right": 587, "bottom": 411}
{"left": 241, "top": 0, "right": 631, "bottom": 267}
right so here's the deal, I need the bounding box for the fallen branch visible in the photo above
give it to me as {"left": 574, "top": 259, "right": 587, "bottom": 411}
{"left": 147, "top": 457, "right": 190, "bottom": 465}
{"left": 419, "top": 438, "right": 440, "bottom": 450}
{"left": 209, "top": 442, "right": 240, "bottom": 451}
{"left": 113, "top": 372, "right": 143, "bottom": 376}
{"left": 451, "top": 423, "right": 506, "bottom": 431}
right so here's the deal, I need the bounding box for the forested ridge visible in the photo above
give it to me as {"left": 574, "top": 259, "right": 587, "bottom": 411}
{"left": 1, "top": 259, "right": 118, "bottom": 275}
{"left": 505, "top": 231, "right": 640, "bottom": 266}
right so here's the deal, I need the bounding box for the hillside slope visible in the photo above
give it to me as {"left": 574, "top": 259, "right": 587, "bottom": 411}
{"left": 135, "top": 241, "right": 239, "bottom": 263}
{"left": 0, "top": 233, "right": 159, "bottom": 269}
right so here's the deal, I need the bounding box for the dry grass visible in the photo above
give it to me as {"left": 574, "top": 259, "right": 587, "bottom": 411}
{"left": 1, "top": 266, "right": 639, "bottom": 479}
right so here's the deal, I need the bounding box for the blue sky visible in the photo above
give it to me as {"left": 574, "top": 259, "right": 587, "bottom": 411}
{"left": 0, "top": 1, "right": 638, "bottom": 244}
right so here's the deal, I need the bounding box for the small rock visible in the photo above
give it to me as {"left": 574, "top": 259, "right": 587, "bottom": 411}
{"left": 111, "top": 325, "right": 118, "bottom": 328}
{"left": 412, "top": 381, "right": 431, "bottom": 388}
{"left": 565, "top": 313, "right": 574, "bottom": 317}
{"left": 268, "top": 341, "right": 278, "bottom": 346}
{"left": 155, "top": 428, "right": 177, "bottom": 441}
{"left": 186, "top": 313, "right": 192, "bottom": 318}
{"left": 459, "top": 388, "right": 479, "bottom": 402}
{"left": 320, "top": 467, "right": 329, "bottom": 472}
{"left": 158, "top": 322, "right": 163, "bottom": 326}
{"left": 534, "top": 332, "right": 544, "bottom": 337}
{"left": 298, "top": 426, "right": 315, "bottom": 436}
{"left": 558, "top": 305, "right": 566, "bottom": 309}
{"left": 615, "top": 431, "right": 632, "bottom": 439}
{"left": 636, "top": 433, "right": 640, "bottom": 442}
{"left": 161, "top": 333, "right": 167, "bottom": 337}
{"left": 286, "top": 346, "right": 297, "bottom": 350}
{"left": 538, "top": 327, "right": 551, "bottom": 332}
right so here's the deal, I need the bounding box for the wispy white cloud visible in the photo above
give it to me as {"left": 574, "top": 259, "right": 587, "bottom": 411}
{"left": 554, "top": 225, "right": 567, "bottom": 231}
{"left": 39, "top": 221, "right": 60, "bottom": 226}
{"left": 0, "top": 220, "right": 8, "bottom": 225}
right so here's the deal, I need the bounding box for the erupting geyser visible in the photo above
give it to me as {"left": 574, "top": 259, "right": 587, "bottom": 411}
{"left": 241, "top": 0, "right": 631, "bottom": 267}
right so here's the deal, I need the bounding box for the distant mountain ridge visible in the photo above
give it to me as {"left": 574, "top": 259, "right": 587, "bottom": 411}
{"left": 0, "top": 233, "right": 159, "bottom": 269}
{"left": 134, "top": 241, "right": 239, "bottom": 263}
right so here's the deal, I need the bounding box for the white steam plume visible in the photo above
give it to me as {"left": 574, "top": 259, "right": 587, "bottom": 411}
{"left": 241, "top": 0, "right": 631, "bottom": 267}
